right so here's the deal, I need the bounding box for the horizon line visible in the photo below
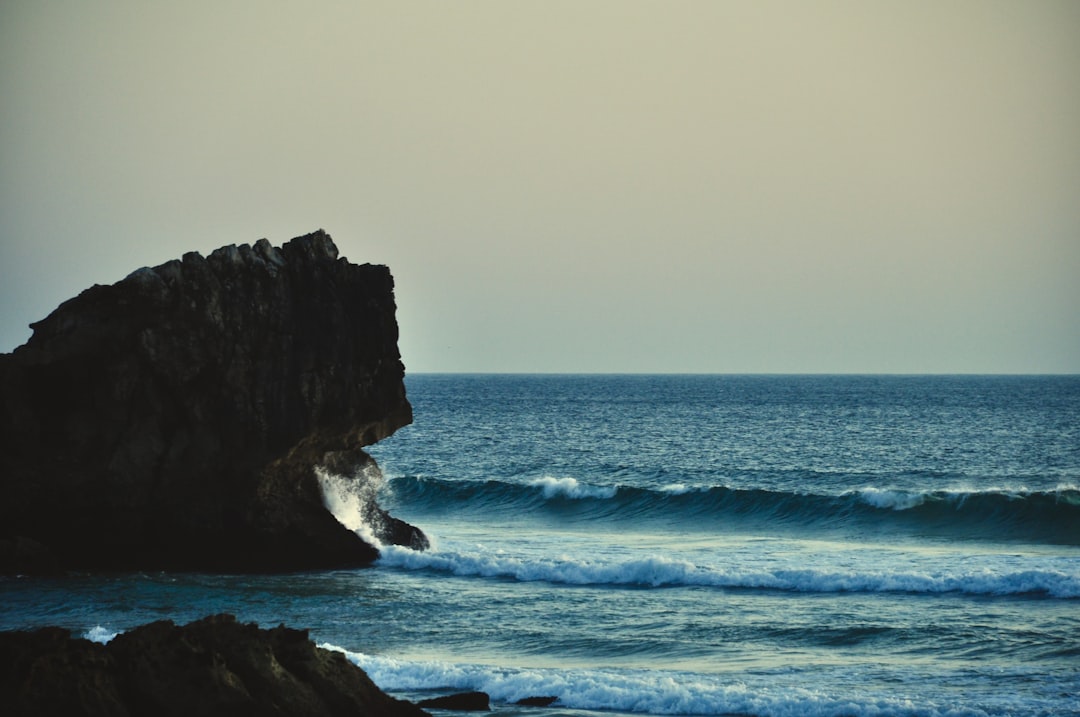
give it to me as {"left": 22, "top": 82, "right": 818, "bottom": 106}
{"left": 403, "top": 370, "right": 1080, "bottom": 377}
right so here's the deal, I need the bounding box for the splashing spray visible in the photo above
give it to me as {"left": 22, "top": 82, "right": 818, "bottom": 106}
{"left": 316, "top": 461, "right": 388, "bottom": 548}
{"left": 316, "top": 459, "right": 430, "bottom": 551}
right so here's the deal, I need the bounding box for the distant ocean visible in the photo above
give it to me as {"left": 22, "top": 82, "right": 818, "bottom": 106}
{"left": 3, "top": 375, "right": 1079, "bottom": 716}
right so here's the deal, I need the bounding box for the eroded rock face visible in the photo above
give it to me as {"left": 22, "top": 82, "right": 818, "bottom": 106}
{"left": 0, "top": 230, "right": 425, "bottom": 572}
{"left": 0, "top": 614, "right": 430, "bottom": 717}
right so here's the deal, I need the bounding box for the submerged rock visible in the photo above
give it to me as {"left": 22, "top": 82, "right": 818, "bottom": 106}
{"left": 0, "top": 614, "right": 429, "bottom": 717}
{"left": 416, "top": 691, "right": 491, "bottom": 711}
{"left": 0, "top": 230, "right": 425, "bottom": 572}
{"left": 516, "top": 696, "right": 559, "bottom": 707}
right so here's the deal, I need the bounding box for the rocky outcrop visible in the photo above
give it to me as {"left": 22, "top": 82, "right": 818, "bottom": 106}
{"left": 0, "top": 614, "right": 429, "bottom": 717}
{"left": 0, "top": 230, "right": 426, "bottom": 572}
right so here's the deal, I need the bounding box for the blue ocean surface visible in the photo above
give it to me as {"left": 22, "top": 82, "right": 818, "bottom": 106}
{"left": 3, "top": 375, "right": 1079, "bottom": 716}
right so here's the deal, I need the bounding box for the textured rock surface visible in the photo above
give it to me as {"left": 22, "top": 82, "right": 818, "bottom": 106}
{"left": 0, "top": 614, "right": 429, "bottom": 717}
{"left": 0, "top": 230, "right": 425, "bottom": 572}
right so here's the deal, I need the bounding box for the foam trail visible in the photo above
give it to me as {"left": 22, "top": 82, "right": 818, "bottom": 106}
{"left": 320, "top": 646, "right": 1022, "bottom": 716}
{"left": 376, "top": 545, "right": 1080, "bottom": 598}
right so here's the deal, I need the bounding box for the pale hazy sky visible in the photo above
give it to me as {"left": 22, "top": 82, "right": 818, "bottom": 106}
{"left": 2, "top": 1, "right": 1078, "bottom": 373}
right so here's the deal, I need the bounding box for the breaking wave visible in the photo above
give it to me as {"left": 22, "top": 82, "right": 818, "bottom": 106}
{"left": 387, "top": 476, "right": 1080, "bottom": 545}
{"left": 321, "top": 646, "right": 1068, "bottom": 716}
{"left": 376, "top": 545, "right": 1080, "bottom": 599}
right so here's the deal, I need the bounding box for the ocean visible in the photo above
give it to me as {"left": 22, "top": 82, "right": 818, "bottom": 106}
{"left": 3, "top": 374, "right": 1078, "bottom": 716}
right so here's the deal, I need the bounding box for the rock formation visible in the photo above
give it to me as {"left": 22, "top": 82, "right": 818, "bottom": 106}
{"left": 0, "top": 614, "right": 429, "bottom": 717}
{"left": 0, "top": 230, "right": 426, "bottom": 573}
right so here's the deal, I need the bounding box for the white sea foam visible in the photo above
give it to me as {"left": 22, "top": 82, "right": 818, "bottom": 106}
{"left": 318, "top": 646, "right": 1004, "bottom": 716}
{"left": 316, "top": 465, "right": 385, "bottom": 547}
{"left": 527, "top": 476, "right": 617, "bottom": 500}
{"left": 853, "top": 486, "right": 1042, "bottom": 511}
{"left": 659, "top": 483, "right": 694, "bottom": 495}
{"left": 84, "top": 626, "right": 119, "bottom": 643}
{"left": 376, "top": 544, "right": 1080, "bottom": 598}
{"left": 855, "top": 488, "right": 927, "bottom": 510}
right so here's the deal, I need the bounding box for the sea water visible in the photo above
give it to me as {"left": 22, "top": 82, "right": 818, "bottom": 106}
{"left": 2, "top": 375, "right": 1078, "bottom": 716}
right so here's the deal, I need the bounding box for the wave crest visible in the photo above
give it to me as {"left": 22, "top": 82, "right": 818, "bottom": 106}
{"left": 526, "top": 476, "right": 617, "bottom": 500}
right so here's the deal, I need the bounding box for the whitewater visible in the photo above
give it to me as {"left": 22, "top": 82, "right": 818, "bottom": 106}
{"left": 2, "top": 374, "right": 1078, "bottom": 716}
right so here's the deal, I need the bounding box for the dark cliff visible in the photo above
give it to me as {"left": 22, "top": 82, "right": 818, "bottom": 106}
{"left": 0, "top": 614, "right": 429, "bottom": 717}
{"left": 0, "top": 230, "right": 426, "bottom": 572}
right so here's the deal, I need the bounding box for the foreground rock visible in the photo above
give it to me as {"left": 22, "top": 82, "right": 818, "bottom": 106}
{"left": 0, "top": 230, "right": 426, "bottom": 573}
{"left": 0, "top": 614, "right": 428, "bottom": 717}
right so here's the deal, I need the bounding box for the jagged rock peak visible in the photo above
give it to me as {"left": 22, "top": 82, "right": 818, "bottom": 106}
{"left": 140, "top": 229, "right": 332, "bottom": 275}
{"left": 142, "top": 230, "right": 340, "bottom": 279}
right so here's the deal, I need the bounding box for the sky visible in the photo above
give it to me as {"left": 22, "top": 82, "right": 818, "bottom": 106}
{"left": 2, "top": 1, "right": 1078, "bottom": 374}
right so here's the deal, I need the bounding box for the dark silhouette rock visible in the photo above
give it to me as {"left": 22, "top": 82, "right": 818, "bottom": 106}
{"left": 516, "top": 695, "right": 559, "bottom": 707}
{"left": 0, "top": 230, "right": 426, "bottom": 573}
{"left": 416, "top": 691, "right": 491, "bottom": 711}
{"left": 0, "top": 614, "right": 429, "bottom": 717}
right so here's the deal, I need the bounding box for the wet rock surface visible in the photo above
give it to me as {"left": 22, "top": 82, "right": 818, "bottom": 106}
{"left": 0, "top": 230, "right": 425, "bottom": 572}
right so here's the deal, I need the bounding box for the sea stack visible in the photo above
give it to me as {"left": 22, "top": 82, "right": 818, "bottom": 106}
{"left": 0, "top": 230, "right": 426, "bottom": 573}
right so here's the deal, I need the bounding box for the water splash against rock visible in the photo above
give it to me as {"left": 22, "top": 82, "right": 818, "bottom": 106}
{"left": 317, "top": 454, "right": 428, "bottom": 551}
